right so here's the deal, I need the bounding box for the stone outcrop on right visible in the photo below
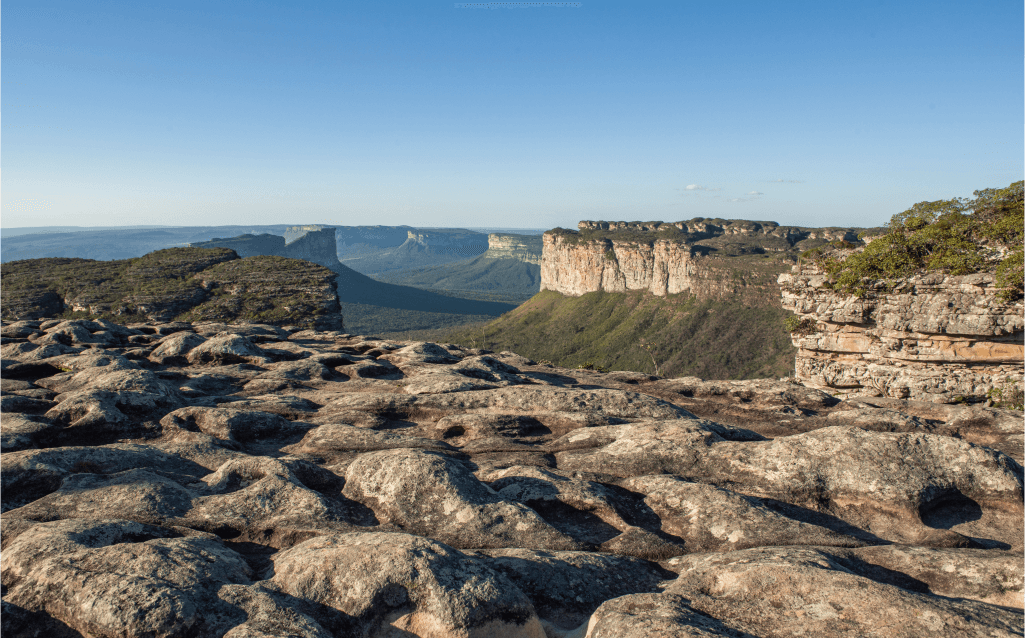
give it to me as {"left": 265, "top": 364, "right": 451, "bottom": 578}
{"left": 780, "top": 261, "right": 1024, "bottom": 403}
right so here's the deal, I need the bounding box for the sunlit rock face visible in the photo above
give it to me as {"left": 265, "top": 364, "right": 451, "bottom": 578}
{"left": 484, "top": 233, "right": 543, "bottom": 265}
{"left": 539, "top": 219, "right": 867, "bottom": 299}
{"left": 1, "top": 317, "right": 1022, "bottom": 637}
{"left": 780, "top": 261, "right": 1024, "bottom": 404}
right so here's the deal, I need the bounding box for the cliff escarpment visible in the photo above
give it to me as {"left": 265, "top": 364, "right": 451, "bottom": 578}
{"left": 483, "top": 233, "right": 543, "bottom": 264}
{"left": 780, "top": 263, "right": 1024, "bottom": 404}
{"left": 541, "top": 219, "right": 875, "bottom": 300}
{"left": 192, "top": 225, "right": 341, "bottom": 270}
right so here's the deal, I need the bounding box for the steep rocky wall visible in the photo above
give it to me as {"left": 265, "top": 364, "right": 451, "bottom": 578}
{"left": 191, "top": 227, "right": 341, "bottom": 269}
{"left": 779, "top": 264, "right": 1024, "bottom": 403}
{"left": 483, "top": 233, "right": 542, "bottom": 264}
{"left": 281, "top": 227, "right": 340, "bottom": 269}
{"left": 539, "top": 219, "right": 875, "bottom": 300}
{"left": 540, "top": 232, "right": 778, "bottom": 299}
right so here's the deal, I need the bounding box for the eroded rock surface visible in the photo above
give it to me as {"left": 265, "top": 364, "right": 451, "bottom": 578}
{"left": 1, "top": 318, "right": 1021, "bottom": 637}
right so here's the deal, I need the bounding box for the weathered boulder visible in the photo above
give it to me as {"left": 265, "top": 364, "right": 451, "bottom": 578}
{"left": 270, "top": 532, "right": 547, "bottom": 637}
{"left": 0, "top": 519, "right": 253, "bottom": 637}
{"left": 187, "top": 333, "right": 271, "bottom": 365}
{"left": 150, "top": 331, "right": 207, "bottom": 364}
{"left": 620, "top": 474, "right": 862, "bottom": 552}
{"left": 343, "top": 449, "right": 580, "bottom": 550}
{"left": 160, "top": 406, "right": 309, "bottom": 444}
{"left": 664, "top": 546, "right": 1024, "bottom": 637}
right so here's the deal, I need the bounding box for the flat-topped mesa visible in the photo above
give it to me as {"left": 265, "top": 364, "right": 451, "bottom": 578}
{"left": 577, "top": 219, "right": 861, "bottom": 243}
{"left": 280, "top": 226, "right": 340, "bottom": 270}
{"left": 779, "top": 261, "right": 1024, "bottom": 403}
{"left": 541, "top": 219, "right": 874, "bottom": 299}
{"left": 483, "top": 233, "right": 542, "bottom": 265}
{"left": 191, "top": 226, "right": 341, "bottom": 270}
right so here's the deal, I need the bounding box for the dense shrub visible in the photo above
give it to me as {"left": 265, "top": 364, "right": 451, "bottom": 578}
{"left": 819, "top": 181, "right": 1023, "bottom": 300}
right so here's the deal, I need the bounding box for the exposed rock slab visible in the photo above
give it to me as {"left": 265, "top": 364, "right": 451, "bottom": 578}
{"left": 1, "top": 317, "right": 1021, "bottom": 636}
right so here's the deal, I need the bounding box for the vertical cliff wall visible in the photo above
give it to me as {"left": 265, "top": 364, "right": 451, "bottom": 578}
{"left": 483, "top": 233, "right": 543, "bottom": 264}
{"left": 539, "top": 219, "right": 876, "bottom": 301}
{"left": 191, "top": 226, "right": 341, "bottom": 271}
{"left": 779, "top": 264, "right": 1024, "bottom": 403}
{"left": 281, "top": 226, "right": 340, "bottom": 269}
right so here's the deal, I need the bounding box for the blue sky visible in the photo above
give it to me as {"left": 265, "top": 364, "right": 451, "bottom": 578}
{"left": 3, "top": 1, "right": 1022, "bottom": 230}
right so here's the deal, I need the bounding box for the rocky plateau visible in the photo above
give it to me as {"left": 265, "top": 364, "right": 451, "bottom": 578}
{"left": 1, "top": 317, "right": 1023, "bottom": 637}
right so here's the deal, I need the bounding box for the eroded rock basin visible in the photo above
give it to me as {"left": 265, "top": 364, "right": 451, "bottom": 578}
{"left": 1, "top": 318, "right": 1022, "bottom": 637}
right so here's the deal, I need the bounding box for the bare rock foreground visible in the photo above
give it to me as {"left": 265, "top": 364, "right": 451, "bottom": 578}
{"left": 1, "top": 318, "right": 1022, "bottom": 637}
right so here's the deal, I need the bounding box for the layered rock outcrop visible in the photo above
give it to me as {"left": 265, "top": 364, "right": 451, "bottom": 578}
{"left": 484, "top": 233, "right": 543, "bottom": 264}
{"left": 1, "top": 317, "right": 1021, "bottom": 636}
{"left": 540, "top": 219, "right": 872, "bottom": 299}
{"left": 780, "top": 263, "right": 1024, "bottom": 403}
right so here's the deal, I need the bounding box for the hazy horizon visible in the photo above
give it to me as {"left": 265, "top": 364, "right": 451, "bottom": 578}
{"left": 4, "top": 1, "right": 1022, "bottom": 230}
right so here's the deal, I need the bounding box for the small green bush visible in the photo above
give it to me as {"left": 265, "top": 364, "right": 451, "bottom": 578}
{"left": 987, "top": 385, "right": 1024, "bottom": 411}
{"left": 783, "top": 315, "right": 817, "bottom": 335}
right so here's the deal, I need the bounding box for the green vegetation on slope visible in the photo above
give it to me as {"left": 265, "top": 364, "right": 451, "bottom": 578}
{"left": 376, "top": 255, "right": 541, "bottom": 295}
{"left": 819, "top": 181, "right": 1024, "bottom": 300}
{"left": 443, "top": 289, "right": 796, "bottom": 380}
{"left": 0, "top": 249, "right": 343, "bottom": 329}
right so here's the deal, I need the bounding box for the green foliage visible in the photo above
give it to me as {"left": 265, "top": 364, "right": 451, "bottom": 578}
{"left": 819, "top": 181, "right": 1024, "bottom": 300}
{"left": 987, "top": 385, "right": 1024, "bottom": 411}
{"left": 0, "top": 248, "right": 345, "bottom": 329}
{"left": 783, "top": 315, "right": 816, "bottom": 335}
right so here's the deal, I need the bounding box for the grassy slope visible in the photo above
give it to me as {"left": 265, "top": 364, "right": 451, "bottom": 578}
{"left": 376, "top": 255, "right": 541, "bottom": 295}
{"left": 443, "top": 289, "right": 796, "bottom": 380}
{"left": 329, "top": 261, "right": 518, "bottom": 334}
{"left": 339, "top": 238, "right": 486, "bottom": 275}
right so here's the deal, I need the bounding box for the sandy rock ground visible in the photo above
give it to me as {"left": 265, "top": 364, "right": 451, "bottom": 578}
{"left": 1, "top": 318, "right": 1022, "bottom": 637}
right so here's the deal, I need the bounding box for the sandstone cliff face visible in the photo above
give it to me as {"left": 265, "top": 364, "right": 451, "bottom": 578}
{"left": 540, "top": 219, "right": 872, "bottom": 299}
{"left": 540, "top": 232, "right": 776, "bottom": 299}
{"left": 483, "top": 233, "right": 542, "bottom": 264}
{"left": 779, "top": 264, "right": 1024, "bottom": 403}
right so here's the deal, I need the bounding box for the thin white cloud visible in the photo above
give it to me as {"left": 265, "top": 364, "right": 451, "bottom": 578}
{"left": 683, "top": 184, "right": 721, "bottom": 192}
{"left": 727, "top": 198, "right": 745, "bottom": 202}
{"left": 748, "top": 191, "right": 763, "bottom": 196}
